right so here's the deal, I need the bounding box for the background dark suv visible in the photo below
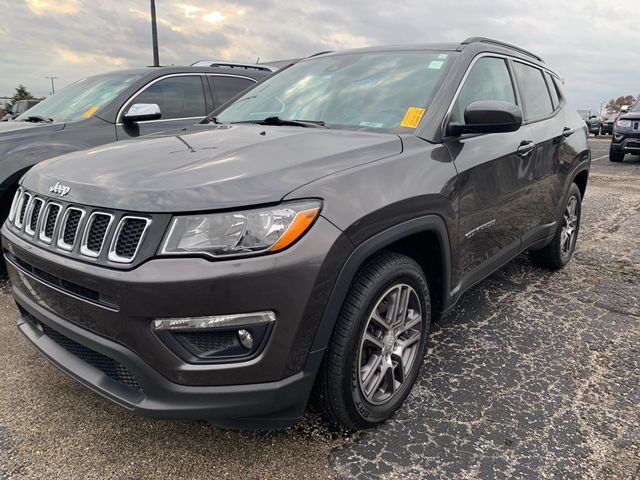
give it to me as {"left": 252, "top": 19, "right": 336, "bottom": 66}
{"left": 2, "top": 38, "right": 590, "bottom": 430}
{"left": 610, "top": 101, "right": 640, "bottom": 161}
{"left": 0, "top": 64, "right": 271, "bottom": 220}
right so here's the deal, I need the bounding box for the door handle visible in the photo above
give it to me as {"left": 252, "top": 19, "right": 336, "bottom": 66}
{"left": 517, "top": 140, "right": 535, "bottom": 156}
{"left": 562, "top": 127, "right": 574, "bottom": 138}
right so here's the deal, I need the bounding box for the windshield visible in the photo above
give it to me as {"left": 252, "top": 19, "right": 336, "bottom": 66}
{"left": 16, "top": 73, "right": 141, "bottom": 123}
{"left": 577, "top": 109, "right": 590, "bottom": 120}
{"left": 216, "top": 51, "right": 455, "bottom": 132}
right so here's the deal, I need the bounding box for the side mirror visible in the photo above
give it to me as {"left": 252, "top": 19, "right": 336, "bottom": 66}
{"left": 449, "top": 100, "right": 523, "bottom": 135}
{"left": 123, "top": 103, "right": 161, "bottom": 123}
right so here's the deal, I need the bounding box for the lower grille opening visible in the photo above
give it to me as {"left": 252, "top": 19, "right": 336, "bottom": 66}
{"left": 177, "top": 331, "right": 237, "bottom": 355}
{"left": 40, "top": 322, "right": 143, "bottom": 393}
{"left": 5, "top": 251, "right": 117, "bottom": 310}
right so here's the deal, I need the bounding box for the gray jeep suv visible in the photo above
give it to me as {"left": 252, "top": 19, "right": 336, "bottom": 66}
{"left": 2, "top": 38, "right": 590, "bottom": 429}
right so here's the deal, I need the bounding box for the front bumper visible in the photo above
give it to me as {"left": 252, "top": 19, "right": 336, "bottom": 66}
{"left": 611, "top": 129, "right": 640, "bottom": 153}
{"left": 2, "top": 217, "right": 351, "bottom": 426}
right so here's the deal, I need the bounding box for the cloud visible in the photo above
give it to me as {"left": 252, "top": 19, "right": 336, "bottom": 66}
{"left": 0, "top": 0, "right": 638, "bottom": 109}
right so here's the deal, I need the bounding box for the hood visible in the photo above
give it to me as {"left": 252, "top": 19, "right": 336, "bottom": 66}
{"left": 620, "top": 111, "right": 640, "bottom": 121}
{"left": 0, "top": 120, "right": 64, "bottom": 137}
{"left": 23, "top": 124, "right": 402, "bottom": 212}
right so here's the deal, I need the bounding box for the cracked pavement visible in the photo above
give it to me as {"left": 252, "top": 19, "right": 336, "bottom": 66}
{"left": 0, "top": 139, "right": 638, "bottom": 479}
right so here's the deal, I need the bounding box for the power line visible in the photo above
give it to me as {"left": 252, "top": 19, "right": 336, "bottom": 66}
{"left": 45, "top": 76, "right": 58, "bottom": 94}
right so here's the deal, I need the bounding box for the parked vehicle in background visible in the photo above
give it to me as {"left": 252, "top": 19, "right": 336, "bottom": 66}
{"left": 0, "top": 64, "right": 270, "bottom": 221}
{"left": 610, "top": 101, "right": 640, "bottom": 162}
{"left": 0, "top": 99, "right": 41, "bottom": 121}
{"left": 601, "top": 114, "right": 616, "bottom": 134}
{"left": 2, "top": 38, "right": 590, "bottom": 430}
{"left": 578, "top": 109, "right": 601, "bottom": 135}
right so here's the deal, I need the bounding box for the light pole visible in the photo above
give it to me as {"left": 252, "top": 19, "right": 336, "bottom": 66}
{"left": 45, "top": 76, "right": 58, "bottom": 95}
{"left": 150, "top": 0, "right": 159, "bottom": 67}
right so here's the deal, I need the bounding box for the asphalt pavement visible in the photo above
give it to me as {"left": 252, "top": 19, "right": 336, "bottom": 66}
{"left": 0, "top": 138, "right": 638, "bottom": 479}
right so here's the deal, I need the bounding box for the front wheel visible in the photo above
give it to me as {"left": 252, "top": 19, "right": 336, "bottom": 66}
{"left": 314, "top": 251, "right": 431, "bottom": 428}
{"left": 531, "top": 183, "right": 582, "bottom": 270}
{"left": 609, "top": 145, "right": 624, "bottom": 162}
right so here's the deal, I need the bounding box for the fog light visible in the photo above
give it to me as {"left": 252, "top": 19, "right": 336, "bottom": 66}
{"left": 238, "top": 329, "right": 254, "bottom": 349}
{"left": 152, "top": 311, "right": 275, "bottom": 331}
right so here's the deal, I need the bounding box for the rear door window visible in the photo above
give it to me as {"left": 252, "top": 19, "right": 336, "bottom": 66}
{"left": 129, "top": 75, "right": 207, "bottom": 120}
{"left": 208, "top": 76, "right": 256, "bottom": 106}
{"left": 544, "top": 72, "right": 560, "bottom": 109}
{"left": 451, "top": 57, "right": 516, "bottom": 125}
{"left": 513, "top": 62, "right": 553, "bottom": 121}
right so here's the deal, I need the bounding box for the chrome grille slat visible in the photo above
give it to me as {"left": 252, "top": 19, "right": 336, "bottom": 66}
{"left": 7, "top": 188, "right": 22, "bottom": 223}
{"left": 10, "top": 188, "right": 151, "bottom": 264}
{"left": 25, "top": 198, "right": 44, "bottom": 236}
{"left": 80, "top": 212, "right": 114, "bottom": 258}
{"left": 108, "top": 217, "right": 151, "bottom": 263}
{"left": 57, "top": 207, "right": 85, "bottom": 251}
{"left": 15, "top": 192, "right": 32, "bottom": 228}
{"left": 39, "top": 203, "right": 62, "bottom": 244}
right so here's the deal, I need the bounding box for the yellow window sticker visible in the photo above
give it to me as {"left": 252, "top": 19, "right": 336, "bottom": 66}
{"left": 81, "top": 106, "right": 98, "bottom": 118}
{"left": 400, "top": 107, "right": 425, "bottom": 128}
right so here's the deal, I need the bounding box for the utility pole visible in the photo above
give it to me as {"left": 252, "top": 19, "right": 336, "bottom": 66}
{"left": 150, "top": 0, "right": 159, "bottom": 67}
{"left": 45, "top": 76, "right": 58, "bottom": 95}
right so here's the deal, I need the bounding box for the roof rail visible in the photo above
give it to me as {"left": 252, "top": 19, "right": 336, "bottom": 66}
{"left": 308, "top": 50, "right": 333, "bottom": 58}
{"left": 190, "top": 60, "right": 277, "bottom": 72}
{"left": 459, "top": 37, "right": 544, "bottom": 63}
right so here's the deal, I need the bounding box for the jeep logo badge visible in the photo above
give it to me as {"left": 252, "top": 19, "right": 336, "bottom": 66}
{"left": 49, "top": 182, "right": 70, "bottom": 197}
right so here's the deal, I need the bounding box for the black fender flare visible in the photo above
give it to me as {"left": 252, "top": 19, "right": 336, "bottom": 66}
{"left": 310, "top": 214, "right": 452, "bottom": 352}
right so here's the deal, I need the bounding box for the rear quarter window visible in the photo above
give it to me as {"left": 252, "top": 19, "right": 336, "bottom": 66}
{"left": 513, "top": 62, "right": 554, "bottom": 121}
{"left": 544, "top": 72, "right": 560, "bottom": 109}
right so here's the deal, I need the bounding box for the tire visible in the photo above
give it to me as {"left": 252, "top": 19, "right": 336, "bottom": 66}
{"left": 531, "top": 183, "right": 581, "bottom": 270}
{"left": 314, "top": 251, "right": 431, "bottom": 428}
{"left": 609, "top": 145, "right": 624, "bottom": 162}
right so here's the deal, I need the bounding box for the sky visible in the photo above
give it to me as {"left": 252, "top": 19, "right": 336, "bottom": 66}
{"left": 0, "top": 0, "right": 638, "bottom": 111}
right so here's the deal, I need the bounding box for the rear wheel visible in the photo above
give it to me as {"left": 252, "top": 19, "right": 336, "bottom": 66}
{"left": 314, "top": 251, "right": 431, "bottom": 428}
{"left": 609, "top": 145, "right": 624, "bottom": 162}
{"left": 531, "top": 183, "right": 581, "bottom": 270}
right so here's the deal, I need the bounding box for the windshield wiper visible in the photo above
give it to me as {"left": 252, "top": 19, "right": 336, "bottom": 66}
{"left": 261, "top": 116, "right": 327, "bottom": 128}
{"left": 230, "top": 116, "right": 327, "bottom": 128}
{"left": 23, "top": 115, "right": 53, "bottom": 124}
{"left": 202, "top": 115, "right": 221, "bottom": 125}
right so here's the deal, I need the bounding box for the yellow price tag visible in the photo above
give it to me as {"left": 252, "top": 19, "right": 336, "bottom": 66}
{"left": 400, "top": 107, "right": 425, "bottom": 128}
{"left": 81, "top": 106, "right": 98, "bottom": 118}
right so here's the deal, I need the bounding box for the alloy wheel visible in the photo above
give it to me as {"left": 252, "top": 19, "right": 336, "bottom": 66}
{"left": 560, "top": 195, "right": 579, "bottom": 259}
{"left": 357, "top": 283, "right": 423, "bottom": 405}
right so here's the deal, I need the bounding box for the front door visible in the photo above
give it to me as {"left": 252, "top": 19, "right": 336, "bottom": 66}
{"left": 444, "top": 56, "right": 536, "bottom": 291}
{"left": 116, "top": 75, "right": 209, "bottom": 140}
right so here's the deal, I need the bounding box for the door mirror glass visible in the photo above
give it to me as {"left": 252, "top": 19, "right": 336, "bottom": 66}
{"left": 450, "top": 100, "right": 522, "bottom": 135}
{"left": 123, "top": 103, "right": 161, "bottom": 123}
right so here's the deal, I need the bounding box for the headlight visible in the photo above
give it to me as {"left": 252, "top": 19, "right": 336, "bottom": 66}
{"left": 160, "top": 200, "right": 321, "bottom": 258}
{"left": 616, "top": 119, "right": 631, "bottom": 128}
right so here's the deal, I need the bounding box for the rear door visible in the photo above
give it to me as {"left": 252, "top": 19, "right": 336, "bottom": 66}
{"left": 207, "top": 75, "right": 256, "bottom": 108}
{"left": 511, "top": 62, "right": 563, "bottom": 243}
{"left": 444, "top": 56, "right": 535, "bottom": 288}
{"left": 116, "top": 74, "right": 209, "bottom": 139}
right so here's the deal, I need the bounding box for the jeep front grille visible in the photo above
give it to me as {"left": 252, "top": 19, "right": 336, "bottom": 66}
{"left": 8, "top": 188, "right": 151, "bottom": 265}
